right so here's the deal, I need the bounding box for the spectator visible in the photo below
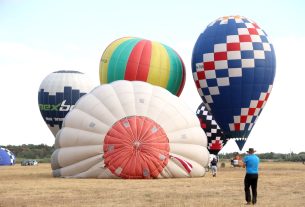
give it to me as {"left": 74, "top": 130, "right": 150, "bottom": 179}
{"left": 210, "top": 157, "right": 218, "bottom": 177}
{"left": 243, "top": 148, "right": 260, "bottom": 205}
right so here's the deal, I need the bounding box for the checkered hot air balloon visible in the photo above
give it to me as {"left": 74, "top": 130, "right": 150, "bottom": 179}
{"left": 0, "top": 147, "right": 15, "bottom": 166}
{"left": 99, "top": 37, "right": 186, "bottom": 96}
{"left": 192, "top": 16, "right": 276, "bottom": 150}
{"left": 196, "top": 103, "right": 227, "bottom": 155}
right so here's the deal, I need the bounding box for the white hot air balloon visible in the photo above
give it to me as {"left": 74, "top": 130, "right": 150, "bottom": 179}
{"left": 38, "top": 70, "right": 94, "bottom": 137}
{"left": 51, "top": 80, "right": 209, "bottom": 179}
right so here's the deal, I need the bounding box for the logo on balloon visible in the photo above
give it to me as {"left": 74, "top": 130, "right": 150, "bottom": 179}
{"left": 39, "top": 100, "right": 75, "bottom": 112}
{"left": 38, "top": 86, "right": 86, "bottom": 128}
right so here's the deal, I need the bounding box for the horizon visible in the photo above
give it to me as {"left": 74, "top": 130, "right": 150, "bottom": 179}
{"left": 1, "top": 143, "right": 304, "bottom": 155}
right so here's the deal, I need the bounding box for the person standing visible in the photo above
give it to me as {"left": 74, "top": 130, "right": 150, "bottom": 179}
{"left": 210, "top": 157, "right": 218, "bottom": 177}
{"left": 243, "top": 148, "right": 260, "bottom": 205}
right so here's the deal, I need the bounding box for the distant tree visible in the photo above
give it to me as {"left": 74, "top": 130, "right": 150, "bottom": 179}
{"left": 1, "top": 144, "right": 55, "bottom": 159}
{"left": 2, "top": 144, "right": 304, "bottom": 163}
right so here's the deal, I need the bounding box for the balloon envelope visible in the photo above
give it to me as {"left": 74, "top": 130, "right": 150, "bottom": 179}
{"left": 99, "top": 37, "right": 186, "bottom": 96}
{"left": 51, "top": 80, "right": 209, "bottom": 179}
{"left": 192, "top": 16, "right": 276, "bottom": 150}
{"left": 0, "top": 147, "right": 15, "bottom": 166}
{"left": 38, "top": 70, "right": 94, "bottom": 137}
{"left": 196, "top": 103, "right": 227, "bottom": 155}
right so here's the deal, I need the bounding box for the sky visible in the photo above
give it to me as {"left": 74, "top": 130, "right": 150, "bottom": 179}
{"left": 0, "top": 0, "right": 304, "bottom": 153}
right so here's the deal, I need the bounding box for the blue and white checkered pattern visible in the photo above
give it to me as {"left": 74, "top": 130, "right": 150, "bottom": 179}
{"left": 196, "top": 103, "right": 227, "bottom": 155}
{"left": 0, "top": 147, "right": 15, "bottom": 165}
{"left": 193, "top": 16, "right": 272, "bottom": 105}
{"left": 192, "top": 16, "right": 276, "bottom": 150}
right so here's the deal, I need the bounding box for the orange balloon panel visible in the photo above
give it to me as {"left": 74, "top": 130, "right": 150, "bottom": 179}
{"left": 104, "top": 116, "right": 170, "bottom": 179}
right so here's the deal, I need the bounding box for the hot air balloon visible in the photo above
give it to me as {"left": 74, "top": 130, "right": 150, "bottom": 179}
{"left": 99, "top": 37, "right": 186, "bottom": 96}
{"left": 196, "top": 103, "right": 227, "bottom": 155}
{"left": 38, "top": 70, "right": 94, "bottom": 137}
{"left": 192, "top": 16, "right": 276, "bottom": 150}
{"left": 0, "top": 147, "right": 15, "bottom": 166}
{"left": 51, "top": 80, "right": 209, "bottom": 179}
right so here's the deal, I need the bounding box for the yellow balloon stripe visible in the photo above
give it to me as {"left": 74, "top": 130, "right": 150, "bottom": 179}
{"left": 99, "top": 37, "right": 132, "bottom": 84}
{"left": 147, "top": 42, "right": 170, "bottom": 88}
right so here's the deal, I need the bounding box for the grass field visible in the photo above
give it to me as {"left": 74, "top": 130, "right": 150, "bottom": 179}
{"left": 0, "top": 162, "right": 304, "bottom": 207}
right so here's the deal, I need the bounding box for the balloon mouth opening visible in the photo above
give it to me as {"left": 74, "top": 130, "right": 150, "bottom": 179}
{"left": 133, "top": 140, "right": 141, "bottom": 150}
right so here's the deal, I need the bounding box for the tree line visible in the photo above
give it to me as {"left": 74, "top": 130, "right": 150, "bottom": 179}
{"left": 1, "top": 144, "right": 55, "bottom": 163}
{"left": 219, "top": 152, "right": 305, "bottom": 162}
{"left": 1, "top": 144, "right": 305, "bottom": 163}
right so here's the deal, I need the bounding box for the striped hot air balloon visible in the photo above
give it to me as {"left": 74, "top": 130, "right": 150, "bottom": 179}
{"left": 99, "top": 37, "right": 186, "bottom": 96}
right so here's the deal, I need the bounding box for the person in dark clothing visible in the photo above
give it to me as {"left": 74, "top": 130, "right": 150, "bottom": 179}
{"left": 243, "top": 148, "right": 260, "bottom": 205}
{"left": 210, "top": 157, "right": 218, "bottom": 177}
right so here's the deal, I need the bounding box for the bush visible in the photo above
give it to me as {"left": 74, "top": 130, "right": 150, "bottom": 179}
{"left": 1, "top": 144, "right": 54, "bottom": 162}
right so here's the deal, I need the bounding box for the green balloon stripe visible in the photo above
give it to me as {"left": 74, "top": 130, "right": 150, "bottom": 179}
{"left": 108, "top": 38, "right": 142, "bottom": 82}
{"left": 163, "top": 45, "right": 182, "bottom": 95}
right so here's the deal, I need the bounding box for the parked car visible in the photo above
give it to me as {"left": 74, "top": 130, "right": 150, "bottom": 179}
{"left": 21, "top": 159, "right": 38, "bottom": 166}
